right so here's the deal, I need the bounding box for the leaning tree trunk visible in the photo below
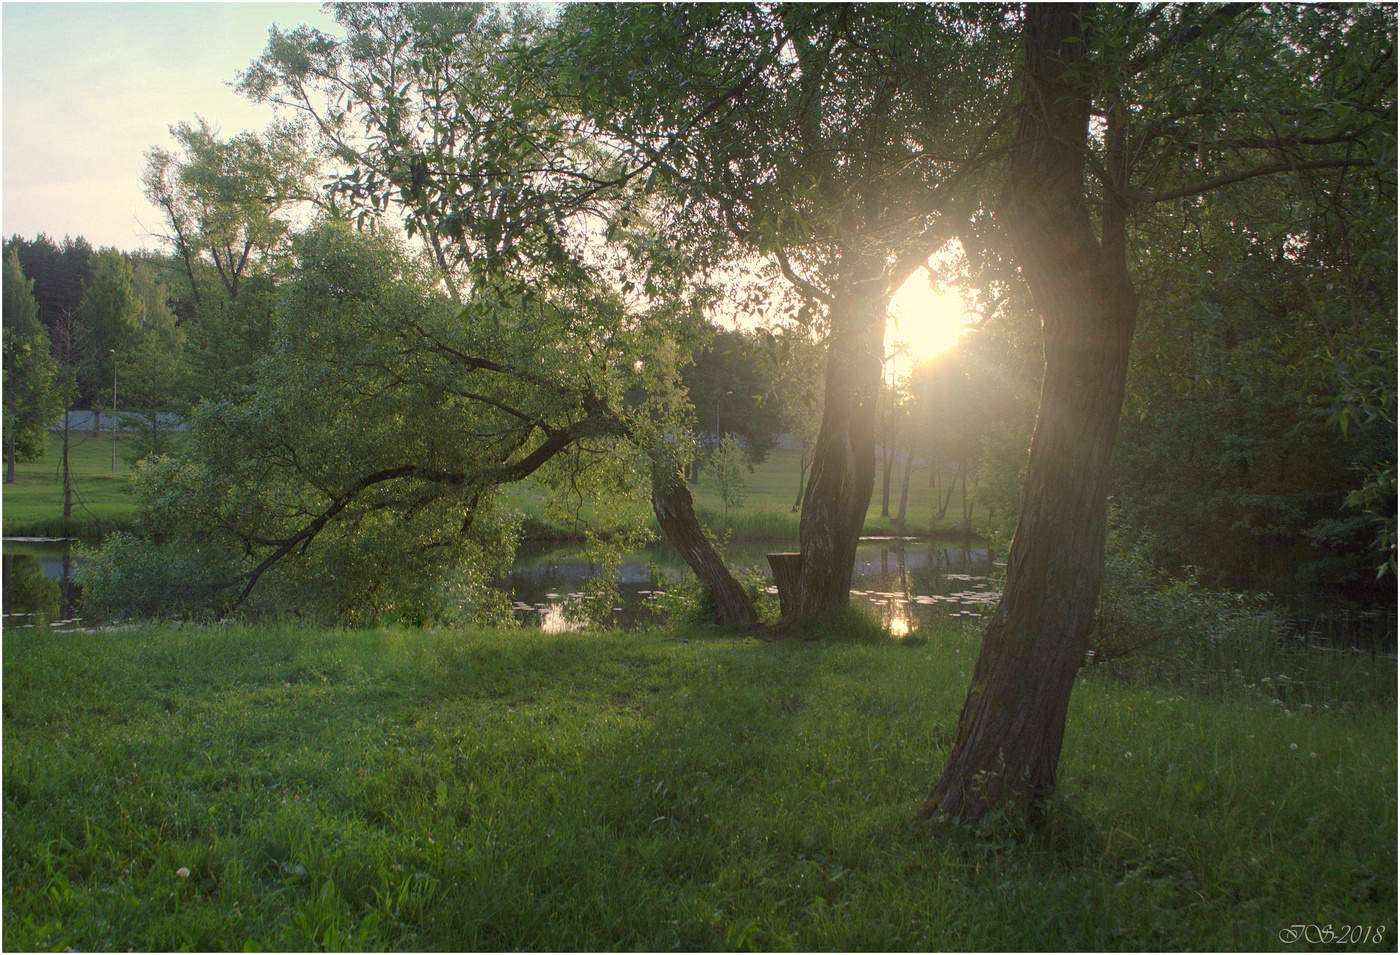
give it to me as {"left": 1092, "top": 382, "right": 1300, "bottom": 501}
{"left": 922, "top": 4, "right": 1138, "bottom": 822}
{"left": 650, "top": 464, "right": 757, "bottom": 627}
{"left": 794, "top": 253, "right": 890, "bottom": 620}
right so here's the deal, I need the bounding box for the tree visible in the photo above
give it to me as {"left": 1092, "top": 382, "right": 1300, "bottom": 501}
{"left": 3, "top": 251, "right": 63, "bottom": 482}
{"left": 712, "top": 434, "right": 748, "bottom": 526}
{"left": 49, "top": 306, "right": 85, "bottom": 526}
{"left": 554, "top": 4, "right": 1013, "bottom": 619}
{"left": 681, "top": 325, "right": 785, "bottom": 472}
{"left": 4, "top": 234, "right": 94, "bottom": 336}
{"left": 143, "top": 120, "right": 312, "bottom": 399}
{"left": 768, "top": 325, "right": 827, "bottom": 512}
{"left": 924, "top": 3, "right": 1394, "bottom": 822}
{"left": 118, "top": 260, "right": 188, "bottom": 459}
{"left": 238, "top": 4, "right": 759, "bottom": 625}
{"left": 76, "top": 249, "right": 143, "bottom": 434}
{"left": 86, "top": 223, "right": 598, "bottom": 619}
{"left": 144, "top": 118, "right": 312, "bottom": 305}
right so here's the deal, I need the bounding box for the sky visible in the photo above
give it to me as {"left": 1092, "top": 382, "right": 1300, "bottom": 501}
{"left": 1, "top": 2, "right": 973, "bottom": 363}
{"left": 3, "top": 2, "right": 340, "bottom": 252}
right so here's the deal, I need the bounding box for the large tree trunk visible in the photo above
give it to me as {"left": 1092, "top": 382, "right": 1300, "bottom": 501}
{"left": 650, "top": 464, "right": 757, "bottom": 627}
{"left": 923, "top": 4, "right": 1138, "bottom": 822}
{"left": 794, "top": 252, "right": 889, "bottom": 619}
{"left": 4, "top": 430, "right": 15, "bottom": 484}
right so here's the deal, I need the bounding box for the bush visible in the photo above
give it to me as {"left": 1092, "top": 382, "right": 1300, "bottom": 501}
{"left": 77, "top": 532, "right": 241, "bottom": 622}
{"left": 1089, "top": 516, "right": 1395, "bottom": 706}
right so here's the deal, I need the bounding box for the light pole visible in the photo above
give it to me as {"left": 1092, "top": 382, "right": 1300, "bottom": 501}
{"left": 110, "top": 348, "right": 117, "bottom": 473}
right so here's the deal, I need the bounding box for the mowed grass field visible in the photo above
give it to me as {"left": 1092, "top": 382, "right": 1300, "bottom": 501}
{"left": 2, "top": 430, "right": 147, "bottom": 537}
{"left": 3, "top": 436, "right": 988, "bottom": 543}
{"left": 504, "top": 446, "right": 992, "bottom": 544}
{"left": 4, "top": 623, "right": 1394, "bottom": 951}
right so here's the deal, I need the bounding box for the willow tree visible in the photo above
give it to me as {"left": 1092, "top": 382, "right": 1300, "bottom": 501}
{"left": 925, "top": 2, "right": 1395, "bottom": 821}
{"left": 84, "top": 221, "right": 679, "bottom": 622}
{"left": 552, "top": 3, "right": 1014, "bottom": 619}
{"left": 232, "top": 3, "right": 757, "bottom": 623}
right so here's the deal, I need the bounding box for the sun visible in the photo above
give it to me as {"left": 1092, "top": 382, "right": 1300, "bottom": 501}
{"left": 887, "top": 268, "right": 975, "bottom": 375}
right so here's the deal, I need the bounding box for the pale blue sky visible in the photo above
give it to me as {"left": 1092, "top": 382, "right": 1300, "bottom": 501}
{"left": 3, "top": 2, "right": 339, "bottom": 251}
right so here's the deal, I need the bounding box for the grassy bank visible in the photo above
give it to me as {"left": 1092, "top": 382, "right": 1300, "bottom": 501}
{"left": 4, "top": 623, "right": 1393, "bottom": 951}
{"left": 4, "top": 440, "right": 984, "bottom": 544}
{"left": 2, "top": 430, "right": 145, "bottom": 537}
{"left": 512, "top": 446, "right": 994, "bottom": 545}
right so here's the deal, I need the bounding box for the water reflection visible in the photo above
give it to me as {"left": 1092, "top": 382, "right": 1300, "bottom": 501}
{"left": 3, "top": 536, "right": 1000, "bottom": 637}
{"left": 2, "top": 539, "right": 79, "bottom": 626}
{"left": 503, "top": 538, "right": 1001, "bottom": 636}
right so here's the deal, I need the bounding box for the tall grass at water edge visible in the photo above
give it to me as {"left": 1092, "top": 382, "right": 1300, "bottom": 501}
{"left": 4, "top": 622, "right": 1393, "bottom": 951}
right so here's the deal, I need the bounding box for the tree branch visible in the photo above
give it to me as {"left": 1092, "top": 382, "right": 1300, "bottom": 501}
{"left": 773, "top": 243, "right": 835, "bottom": 306}
{"left": 1129, "top": 157, "right": 1372, "bottom": 204}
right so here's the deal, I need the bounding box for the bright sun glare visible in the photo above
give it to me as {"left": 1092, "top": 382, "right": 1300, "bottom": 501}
{"left": 887, "top": 268, "right": 975, "bottom": 374}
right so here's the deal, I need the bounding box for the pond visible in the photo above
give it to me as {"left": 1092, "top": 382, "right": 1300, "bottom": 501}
{"left": 2, "top": 536, "right": 1001, "bottom": 636}
{"left": 2, "top": 539, "right": 81, "bottom": 627}
{"left": 496, "top": 537, "right": 999, "bottom": 634}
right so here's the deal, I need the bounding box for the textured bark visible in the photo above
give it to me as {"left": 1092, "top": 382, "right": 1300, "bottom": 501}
{"left": 923, "top": 4, "right": 1139, "bottom": 821}
{"left": 767, "top": 552, "right": 802, "bottom": 621}
{"left": 794, "top": 252, "right": 890, "bottom": 619}
{"left": 650, "top": 464, "right": 758, "bottom": 627}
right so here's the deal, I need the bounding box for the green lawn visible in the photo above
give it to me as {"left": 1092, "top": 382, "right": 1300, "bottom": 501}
{"left": 4, "top": 437, "right": 984, "bottom": 544}
{"left": 510, "top": 446, "right": 995, "bottom": 544}
{"left": 2, "top": 430, "right": 148, "bottom": 537}
{"left": 4, "top": 623, "right": 1393, "bottom": 951}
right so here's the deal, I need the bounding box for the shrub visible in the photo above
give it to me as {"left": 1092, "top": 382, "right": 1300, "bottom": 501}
{"left": 1089, "top": 516, "right": 1395, "bottom": 706}
{"left": 77, "top": 532, "right": 241, "bottom": 622}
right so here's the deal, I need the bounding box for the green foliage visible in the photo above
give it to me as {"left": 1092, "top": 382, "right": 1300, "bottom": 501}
{"left": 555, "top": 4, "right": 1011, "bottom": 282}
{"left": 682, "top": 326, "right": 786, "bottom": 464}
{"left": 85, "top": 220, "right": 695, "bottom": 624}
{"left": 77, "top": 532, "right": 241, "bottom": 622}
{"left": 2, "top": 251, "right": 65, "bottom": 470}
{"left": 1115, "top": 159, "right": 1396, "bottom": 621}
{"left": 712, "top": 434, "right": 749, "bottom": 522}
{"left": 143, "top": 120, "right": 312, "bottom": 402}
{"left": 1091, "top": 516, "right": 1396, "bottom": 707}
{"left": 5, "top": 624, "right": 1391, "bottom": 950}
{"left": 76, "top": 249, "right": 142, "bottom": 409}
{"left": 143, "top": 118, "right": 311, "bottom": 301}
{"left": 239, "top": 4, "right": 605, "bottom": 292}
{"left": 117, "top": 260, "right": 188, "bottom": 460}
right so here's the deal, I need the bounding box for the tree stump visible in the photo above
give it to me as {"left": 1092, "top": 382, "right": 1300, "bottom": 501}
{"left": 767, "top": 552, "right": 802, "bottom": 621}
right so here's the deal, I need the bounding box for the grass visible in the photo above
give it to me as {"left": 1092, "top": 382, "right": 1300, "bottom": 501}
{"left": 4, "top": 440, "right": 986, "bottom": 545}
{"left": 2, "top": 430, "right": 148, "bottom": 537}
{"left": 4, "top": 622, "right": 1393, "bottom": 951}
{"left": 512, "top": 447, "right": 994, "bottom": 545}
